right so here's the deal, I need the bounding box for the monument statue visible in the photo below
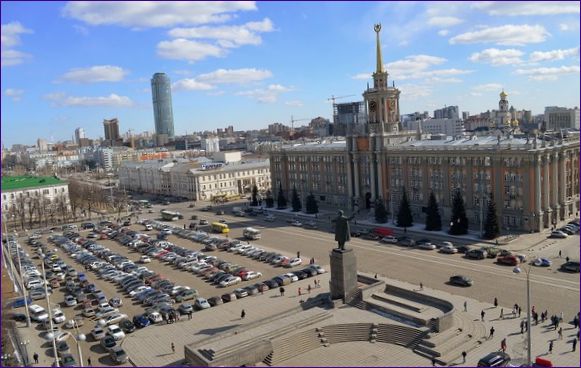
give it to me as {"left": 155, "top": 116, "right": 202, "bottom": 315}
{"left": 333, "top": 210, "right": 356, "bottom": 250}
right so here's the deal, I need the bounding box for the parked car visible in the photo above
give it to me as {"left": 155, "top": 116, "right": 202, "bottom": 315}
{"left": 178, "top": 303, "right": 194, "bottom": 314}
{"left": 91, "top": 326, "right": 106, "bottom": 340}
{"left": 140, "top": 256, "right": 151, "bottom": 263}
{"left": 52, "top": 309, "right": 66, "bottom": 324}
{"left": 466, "top": 249, "right": 487, "bottom": 260}
{"left": 560, "top": 261, "right": 580, "bottom": 273}
{"left": 549, "top": 230, "right": 568, "bottom": 239}
{"left": 264, "top": 215, "right": 276, "bottom": 222}
{"left": 439, "top": 245, "right": 458, "bottom": 254}
{"left": 119, "top": 319, "right": 136, "bottom": 333}
{"left": 106, "top": 324, "right": 126, "bottom": 341}
{"left": 100, "top": 335, "right": 117, "bottom": 351}
{"left": 233, "top": 288, "right": 248, "bottom": 299}
{"left": 132, "top": 314, "right": 151, "bottom": 328}
{"left": 397, "top": 237, "right": 415, "bottom": 247}
{"left": 477, "top": 352, "right": 511, "bottom": 367}
{"left": 109, "top": 346, "right": 129, "bottom": 364}
{"left": 532, "top": 258, "right": 552, "bottom": 267}
{"left": 290, "top": 220, "right": 302, "bottom": 227}
{"left": 194, "top": 297, "right": 211, "bottom": 310}
{"left": 496, "top": 255, "right": 519, "bottom": 266}
{"left": 449, "top": 275, "right": 473, "bottom": 287}
{"left": 221, "top": 292, "right": 237, "bottom": 303}
{"left": 380, "top": 235, "right": 398, "bottom": 244}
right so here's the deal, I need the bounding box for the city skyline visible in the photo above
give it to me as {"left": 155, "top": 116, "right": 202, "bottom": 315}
{"left": 1, "top": 1, "right": 580, "bottom": 146}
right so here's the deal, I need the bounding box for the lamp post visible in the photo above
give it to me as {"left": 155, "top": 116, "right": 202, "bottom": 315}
{"left": 15, "top": 242, "right": 31, "bottom": 327}
{"left": 41, "top": 261, "right": 60, "bottom": 367}
{"left": 513, "top": 265, "right": 532, "bottom": 366}
{"left": 69, "top": 320, "right": 86, "bottom": 367}
{"left": 19, "top": 339, "right": 30, "bottom": 366}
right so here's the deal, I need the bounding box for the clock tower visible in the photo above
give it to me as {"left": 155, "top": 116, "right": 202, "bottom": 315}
{"left": 363, "top": 24, "right": 401, "bottom": 134}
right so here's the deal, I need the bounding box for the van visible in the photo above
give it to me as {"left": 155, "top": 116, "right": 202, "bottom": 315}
{"left": 29, "top": 304, "right": 49, "bottom": 322}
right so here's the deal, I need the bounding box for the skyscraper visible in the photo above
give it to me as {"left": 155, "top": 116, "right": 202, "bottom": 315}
{"left": 103, "top": 118, "right": 120, "bottom": 146}
{"left": 74, "top": 127, "right": 85, "bottom": 144}
{"left": 151, "top": 73, "right": 175, "bottom": 138}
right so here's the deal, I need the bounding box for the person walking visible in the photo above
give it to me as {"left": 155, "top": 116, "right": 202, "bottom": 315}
{"left": 33, "top": 352, "right": 39, "bottom": 364}
{"left": 521, "top": 320, "right": 525, "bottom": 334}
{"left": 481, "top": 310, "right": 485, "bottom": 322}
{"left": 558, "top": 327, "right": 563, "bottom": 340}
{"left": 464, "top": 301, "right": 468, "bottom": 312}
{"left": 280, "top": 286, "right": 285, "bottom": 296}
{"left": 559, "top": 250, "right": 562, "bottom": 258}
{"left": 489, "top": 326, "right": 495, "bottom": 339}
{"left": 241, "top": 309, "right": 246, "bottom": 319}
{"left": 461, "top": 351, "right": 467, "bottom": 363}
{"left": 88, "top": 357, "right": 92, "bottom": 366}
{"left": 500, "top": 308, "right": 504, "bottom": 319}
{"left": 566, "top": 256, "right": 570, "bottom": 263}
{"left": 518, "top": 305, "right": 522, "bottom": 318}
{"left": 431, "top": 357, "right": 436, "bottom": 366}
{"left": 494, "top": 297, "right": 498, "bottom": 308}
{"left": 297, "top": 251, "right": 300, "bottom": 258}
{"left": 572, "top": 338, "right": 577, "bottom": 352}
{"left": 501, "top": 338, "right": 507, "bottom": 353}
{"left": 307, "top": 284, "right": 311, "bottom": 294}
{"left": 188, "top": 310, "right": 192, "bottom": 320}
{"left": 548, "top": 340, "right": 553, "bottom": 354}
{"left": 298, "top": 287, "right": 302, "bottom": 296}
{"left": 171, "top": 342, "right": 175, "bottom": 353}
{"left": 420, "top": 282, "right": 424, "bottom": 290}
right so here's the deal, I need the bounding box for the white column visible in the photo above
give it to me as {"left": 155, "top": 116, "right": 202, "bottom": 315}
{"left": 544, "top": 155, "right": 551, "bottom": 213}
{"left": 552, "top": 152, "right": 559, "bottom": 216}
{"left": 559, "top": 152, "right": 567, "bottom": 218}
{"left": 534, "top": 156, "right": 543, "bottom": 231}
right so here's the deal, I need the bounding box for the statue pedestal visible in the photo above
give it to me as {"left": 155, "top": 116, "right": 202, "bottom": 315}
{"left": 329, "top": 248, "right": 358, "bottom": 301}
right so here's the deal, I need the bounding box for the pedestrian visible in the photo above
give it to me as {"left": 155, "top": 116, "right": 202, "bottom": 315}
{"left": 549, "top": 340, "right": 553, "bottom": 354}
{"left": 297, "top": 251, "right": 300, "bottom": 258}
{"left": 461, "top": 351, "right": 467, "bottom": 363}
{"left": 280, "top": 286, "right": 285, "bottom": 296}
{"left": 512, "top": 306, "right": 516, "bottom": 318}
{"left": 574, "top": 316, "right": 579, "bottom": 329}
{"left": 298, "top": 287, "right": 302, "bottom": 296}
{"left": 560, "top": 311, "right": 564, "bottom": 322}
{"left": 559, "top": 250, "right": 562, "bottom": 258}
{"left": 188, "top": 311, "right": 192, "bottom": 320}
{"left": 307, "top": 284, "right": 311, "bottom": 294}
{"left": 489, "top": 326, "right": 495, "bottom": 339}
{"left": 241, "top": 309, "right": 246, "bottom": 319}
{"left": 558, "top": 327, "right": 563, "bottom": 340}
{"left": 494, "top": 297, "right": 498, "bottom": 308}
{"left": 534, "top": 312, "right": 539, "bottom": 325}
{"left": 481, "top": 310, "right": 485, "bottom": 322}
{"left": 501, "top": 338, "right": 507, "bottom": 353}
{"left": 171, "top": 342, "right": 175, "bottom": 353}
{"left": 464, "top": 301, "right": 468, "bottom": 312}
{"left": 420, "top": 282, "right": 424, "bottom": 290}
{"left": 316, "top": 279, "right": 320, "bottom": 288}
{"left": 566, "top": 256, "right": 570, "bottom": 263}
{"left": 374, "top": 273, "right": 378, "bottom": 279}
{"left": 518, "top": 306, "right": 522, "bottom": 318}
{"left": 520, "top": 320, "right": 525, "bottom": 334}
{"left": 33, "top": 352, "right": 39, "bottom": 364}
{"left": 532, "top": 305, "right": 536, "bottom": 315}
{"left": 572, "top": 338, "right": 577, "bottom": 352}
{"left": 500, "top": 308, "right": 504, "bottom": 319}
{"left": 183, "top": 224, "right": 186, "bottom": 229}
{"left": 431, "top": 357, "right": 436, "bottom": 366}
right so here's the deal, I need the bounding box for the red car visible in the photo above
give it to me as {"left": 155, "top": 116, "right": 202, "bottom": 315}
{"left": 497, "top": 255, "right": 519, "bottom": 266}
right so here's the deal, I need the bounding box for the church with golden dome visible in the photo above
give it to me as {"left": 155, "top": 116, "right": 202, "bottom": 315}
{"left": 491, "top": 90, "right": 520, "bottom": 131}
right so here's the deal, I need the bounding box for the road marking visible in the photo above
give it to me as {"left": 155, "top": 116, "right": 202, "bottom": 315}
{"left": 267, "top": 227, "right": 580, "bottom": 292}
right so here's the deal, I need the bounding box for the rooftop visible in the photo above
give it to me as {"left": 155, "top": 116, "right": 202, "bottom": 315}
{"left": 1, "top": 176, "right": 65, "bottom": 191}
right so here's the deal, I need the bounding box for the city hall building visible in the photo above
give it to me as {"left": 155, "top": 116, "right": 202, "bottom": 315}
{"left": 270, "top": 26, "right": 580, "bottom": 232}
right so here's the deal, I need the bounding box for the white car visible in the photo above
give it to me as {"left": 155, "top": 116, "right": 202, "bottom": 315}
{"left": 194, "top": 297, "right": 211, "bottom": 310}
{"left": 417, "top": 242, "right": 436, "bottom": 250}
{"left": 161, "top": 228, "right": 172, "bottom": 235}
{"left": 380, "top": 235, "right": 398, "bottom": 244}
{"left": 99, "top": 313, "right": 128, "bottom": 326}
{"left": 283, "top": 273, "right": 299, "bottom": 282}
{"left": 145, "top": 224, "right": 153, "bottom": 231}
{"left": 129, "top": 286, "right": 151, "bottom": 297}
{"left": 264, "top": 215, "right": 276, "bottom": 222}
{"left": 52, "top": 309, "right": 66, "bottom": 324}
{"left": 309, "top": 264, "right": 326, "bottom": 274}
{"left": 242, "top": 271, "right": 262, "bottom": 281}
{"left": 285, "top": 257, "right": 302, "bottom": 268}
{"left": 91, "top": 326, "right": 106, "bottom": 340}
{"left": 291, "top": 220, "right": 302, "bottom": 227}
{"left": 148, "top": 311, "right": 163, "bottom": 324}
{"left": 550, "top": 230, "right": 568, "bottom": 239}
{"left": 64, "top": 295, "right": 77, "bottom": 307}
{"left": 439, "top": 245, "right": 458, "bottom": 254}
{"left": 51, "top": 331, "right": 71, "bottom": 343}
{"left": 106, "top": 324, "right": 126, "bottom": 341}
{"left": 219, "top": 276, "right": 242, "bottom": 287}
{"left": 140, "top": 256, "right": 151, "bottom": 263}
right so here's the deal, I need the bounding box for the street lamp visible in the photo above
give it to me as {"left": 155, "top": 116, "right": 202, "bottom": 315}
{"left": 41, "top": 261, "right": 60, "bottom": 367}
{"left": 15, "top": 241, "right": 32, "bottom": 327}
{"left": 67, "top": 321, "right": 87, "bottom": 368}
{"left": 19, "top": 339, "right": 30, "bottom": 366}
{"left": 513, "top": 265, "right": 532, "bottom": 366}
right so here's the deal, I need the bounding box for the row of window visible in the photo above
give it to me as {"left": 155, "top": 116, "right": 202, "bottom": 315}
{"left": 2, "top": 187, "right": 66, "bottom": 201}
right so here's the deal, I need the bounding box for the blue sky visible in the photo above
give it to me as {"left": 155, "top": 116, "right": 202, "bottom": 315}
{"left": 1, "top": 1, "right": 580, "bottom": 146}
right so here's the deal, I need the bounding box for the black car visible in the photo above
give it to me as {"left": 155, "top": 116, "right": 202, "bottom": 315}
{"left": 560, "top": 261, "right": 580, "bottom": 273}
{"left": 100, "top": 335, "right": 117, "bottom": 351}
{"left": 81, "top": 223, "right": 95, "bottom": 230}
{"left": 449, "top": 275, "right": 473, "bottom": 287}
{"left": 119, "top": 319, "right": 135, "bottom": 333}
{"left": 477, "top": 352, "right": 511, "bottom": 367}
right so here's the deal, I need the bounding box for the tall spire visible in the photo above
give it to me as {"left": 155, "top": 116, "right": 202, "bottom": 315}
{"left": 374, "top": 24, "right": 384, "bottom": 74}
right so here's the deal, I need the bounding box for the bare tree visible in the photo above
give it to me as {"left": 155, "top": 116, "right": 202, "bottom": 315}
{"left": 26, "top": 196, "right": 38, "bottom": 229}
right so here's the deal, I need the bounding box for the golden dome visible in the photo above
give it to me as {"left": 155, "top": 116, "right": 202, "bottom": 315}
{"left": 500, "top": 90, "right": 508, "bottom": 98}
{"left": 511, "top": 119, "right": 519, "bottom": 127}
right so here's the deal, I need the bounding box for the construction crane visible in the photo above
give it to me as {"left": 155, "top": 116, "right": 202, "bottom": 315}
{"left": 290, "top": 115, "right": 309, "bottom": 140}
{"left": 327, "top": 94, "right": 355, "bottom": 105}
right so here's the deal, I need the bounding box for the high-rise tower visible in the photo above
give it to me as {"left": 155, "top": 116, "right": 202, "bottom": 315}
{"left": 151, "top": 73, "right": 175, "bottom": 138}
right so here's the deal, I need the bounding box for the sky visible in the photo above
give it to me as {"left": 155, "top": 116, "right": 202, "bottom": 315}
{"left": 1, "top": 1, "right": 580, "bottom": 147}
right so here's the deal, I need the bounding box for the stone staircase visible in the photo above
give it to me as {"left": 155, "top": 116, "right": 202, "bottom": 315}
{"left": 320, "top": 323, "right": 373, "bottom": 344}
{"left": 413, "top": 312, "right": 487, "bottom": 365}
{"left": 263, "top": 329, "right": 322, "bottom": 366}
{"left": 376, "top": 324, "right": 430, "bottom": 348}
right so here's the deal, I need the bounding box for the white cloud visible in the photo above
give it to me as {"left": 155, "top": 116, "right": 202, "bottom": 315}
{"left": 196, "top": 68, "right": 272, "bottom": 84}
{"left": 285, "top": 100, "right": 303, "bottom": 107}
{"left": 168, "top": 18, "right": 273, "bottom": 48}
{"left": 437, "top": 29, "right": 449, "bottom": 36}
{"left": 515, "top": 65, "right": 580, "bottom": 81}
{"left": 450, "top": 24, "right": 549, "bottom": 46}
{"left": 1, "top": 22, "right": 33, "bottom": 47}
{"left": 62, "top": 1, "right": 257, "bottom": 28}
{"left": 1, "top": 49, "right": 30, "bottom": 67}
{"left": 472, "top": 2, "right": 580, "bottom": 16}
{"left": 4, "top": 88, "right": 24, "bottom": 101}
{"left": 1, "top": 22, "right": 33, "bottom": 67}
{"left": 428, "top": 16, "right": 463, "bottom": 28}
{"left": 156, "top": 38, "right": 224, "bottom": 62}
{"left": 59, "top": 65, "right": 128, "bottom": 83}
{"left": 351, "top": 73, "right": 371, "bottom": 80}
{"left": 236, "top": 84, "right": 291, "bottom": 103}
{"left": 398, "top": 84, "right": 432, "bottom": 100}
{"left": 472, "top": 83, "right": 504, "bottom": 92}
{"left": 469, "top": 48, "right": 524, "bottom": 66}
{"left": 529, "top": 47, "right": 579, "bottom": 62}
{"left": 45, "top": 92, "right": 134, "bottom": 107}
{"left": 172, "top": 79, "right": 215, "bottom": 91}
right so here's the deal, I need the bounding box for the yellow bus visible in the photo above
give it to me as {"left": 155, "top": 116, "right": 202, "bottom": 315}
{"left": 211, "top": 222, "right": 230, "bottom": 234}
